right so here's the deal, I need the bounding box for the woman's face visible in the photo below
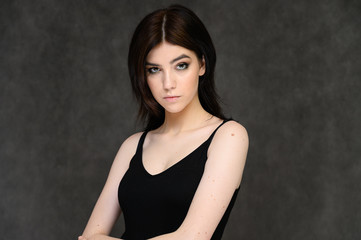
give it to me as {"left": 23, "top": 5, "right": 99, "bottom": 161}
{"left": 145, "top": 41, "right": 205, "bottom": 114}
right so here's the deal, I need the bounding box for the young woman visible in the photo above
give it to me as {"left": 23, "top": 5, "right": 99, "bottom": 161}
{"left": 79, "top": 4, "right": 248, "bottom": 240}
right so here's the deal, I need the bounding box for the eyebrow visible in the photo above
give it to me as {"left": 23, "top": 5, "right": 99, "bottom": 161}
{"left": 145, "top": 54, "right": 191, "bottom": 66}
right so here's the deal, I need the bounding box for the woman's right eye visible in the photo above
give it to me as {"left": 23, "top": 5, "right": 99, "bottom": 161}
{"left": 147, "top": 67, "right": 160, "bottom": 74}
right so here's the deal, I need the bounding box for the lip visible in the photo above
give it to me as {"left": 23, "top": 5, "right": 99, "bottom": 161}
{"left": 163, "top": 96, "right": 180, "bottom": 102}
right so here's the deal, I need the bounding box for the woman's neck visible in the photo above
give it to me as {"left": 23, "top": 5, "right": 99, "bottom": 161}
{"left": 160, "top": 98, "right": 213, "bottom": 134}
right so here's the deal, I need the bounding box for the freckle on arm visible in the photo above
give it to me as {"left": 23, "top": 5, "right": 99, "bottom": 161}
{"left": 231, "top": 133, "right": 235, "bottom": 136}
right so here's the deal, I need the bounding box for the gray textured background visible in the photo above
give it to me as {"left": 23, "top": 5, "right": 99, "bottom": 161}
{"left": 1, "top": 0, "right": 360, "bottom": 239}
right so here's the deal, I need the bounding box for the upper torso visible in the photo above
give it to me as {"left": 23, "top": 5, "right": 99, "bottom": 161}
{"left": 117, "top": 119, "right": 240, "bottom": 239}
{"left": 142, "top": 118, "right": 224, "bottom": 176}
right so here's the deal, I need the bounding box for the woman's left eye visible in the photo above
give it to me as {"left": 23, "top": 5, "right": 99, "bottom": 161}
{"left": 176, "top": 63, "right": 188, "bottom": 70}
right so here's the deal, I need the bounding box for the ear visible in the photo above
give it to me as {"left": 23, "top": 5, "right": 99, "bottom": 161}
{"left": 199, "top": 56, "right": 206, "bottom": 76}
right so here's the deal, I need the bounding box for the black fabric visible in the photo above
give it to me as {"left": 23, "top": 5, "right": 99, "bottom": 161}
{"left": 118, "top": 120, "right": 239, "bottom": 239}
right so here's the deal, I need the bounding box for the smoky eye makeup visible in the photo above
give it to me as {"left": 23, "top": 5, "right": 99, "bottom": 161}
{"left": 146, "top": 67, "right": 160, "bottom": 74}
{"left": 176, "top": 62, "right": 189, "bottom": 70}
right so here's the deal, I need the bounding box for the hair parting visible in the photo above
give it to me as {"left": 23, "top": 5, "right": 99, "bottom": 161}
{"left": 161, "top": 14, "right": 166, "bottom": 42}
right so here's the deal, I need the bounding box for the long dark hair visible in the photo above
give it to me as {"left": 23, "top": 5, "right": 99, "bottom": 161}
{"left": 128, "top": 4, "right": 224, "bottom": 130}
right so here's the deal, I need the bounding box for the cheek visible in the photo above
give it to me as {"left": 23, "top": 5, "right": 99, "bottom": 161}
{"left": 182, "top": 70, "right": 199, "bottom": 89}
{"left": 146, "top": 77, "right": 161, "bottom": 98}
{"left": 146, "top": 75, "right": 157, "bottom": 90}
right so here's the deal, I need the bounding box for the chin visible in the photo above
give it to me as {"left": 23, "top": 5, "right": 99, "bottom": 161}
{"left": 164, "top": 108, "right": 184, "bottom": 114}
{"left": 163, "top": 105, "right": 186, "bottom": 114}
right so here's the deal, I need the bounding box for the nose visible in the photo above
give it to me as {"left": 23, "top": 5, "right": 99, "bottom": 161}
{"left": 162, "top": 70, "right": 176, "bottom": 90}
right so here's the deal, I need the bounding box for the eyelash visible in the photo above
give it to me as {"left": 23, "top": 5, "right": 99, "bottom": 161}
{"left": 176, "top": 63, "right": 189, "bottom": 70}
{"left": 147, "top": 67, "right": 160, "bottom": 74}
{"left": 147, "top": 63, "right": 189, "bottom": 74}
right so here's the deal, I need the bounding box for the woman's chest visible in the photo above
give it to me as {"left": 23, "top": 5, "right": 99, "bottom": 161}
{"left": 118, "top": 148, "right": 208, "bottom": 219}
{"left": 142, "top": 134, "right": 209, "bottom": 176}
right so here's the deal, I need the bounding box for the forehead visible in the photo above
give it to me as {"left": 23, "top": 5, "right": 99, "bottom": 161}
{"left": 146, "top": 41, "right": 197, "bottom": 62}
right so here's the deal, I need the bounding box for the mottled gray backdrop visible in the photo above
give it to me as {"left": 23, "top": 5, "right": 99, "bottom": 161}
{"left": 1, "top": 0, "right": 360, "bottom": 239}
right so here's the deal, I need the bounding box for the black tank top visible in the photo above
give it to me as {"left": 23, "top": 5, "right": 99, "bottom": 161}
{"left": 118, "top": 120, "right": 239, "bottom": 239}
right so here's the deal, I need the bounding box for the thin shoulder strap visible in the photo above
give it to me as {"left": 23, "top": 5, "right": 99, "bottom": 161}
{"left": 137, "top": 119, "right": 231, "bottom": 153}
{"left": 135, "top": 131, "right": 148, "bottom": 153}
{"left": 206, "top": 119, "right": 232, "bottom": 143}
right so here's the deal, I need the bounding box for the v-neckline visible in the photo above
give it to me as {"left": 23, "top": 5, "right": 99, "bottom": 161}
{"left": 140, "top": 120, "right": 225, "bottom": 177}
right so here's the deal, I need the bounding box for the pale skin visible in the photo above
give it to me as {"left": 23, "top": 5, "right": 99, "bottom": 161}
{"left": 79, "top": 41, "right": 249, "bottom": 240}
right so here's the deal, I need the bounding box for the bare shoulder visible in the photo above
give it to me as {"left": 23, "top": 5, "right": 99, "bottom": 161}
{"left": 206, "top": 120, "right": 249, "bottom": 188}
{"left": 106, "top": 131, "right": 144, "bottom": 184}
{"left": 119, "top": 131, "right": 144, "bottom": 153}
{"left": 210, "top": 120, "right": 249, "bottom": 150}
{"left": 110, "top": 131, "right": 143, "bottom": 172}
{"left": 207, "top": 120, "right": 249, "bottom": 168}
{"left": 115, "top": 131, "right": 144, "bottom": 163}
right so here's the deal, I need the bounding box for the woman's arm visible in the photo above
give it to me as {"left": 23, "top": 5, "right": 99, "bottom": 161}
{"left": 149, "top": 121, "right": 249, "bottom": 240}
{"left": 80, "top": 133, "right": 143, "bottom": 240}
{"left": 78, "top": 235, "right": 121, "bottom": 240}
